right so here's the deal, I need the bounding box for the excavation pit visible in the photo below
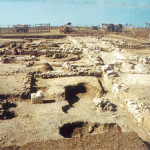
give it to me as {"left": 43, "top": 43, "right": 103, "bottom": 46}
{"left": 2, "top": 101, "right": 17, "bottom": 110}
{"left": 65, "top": 83, "right": 86, "bottom": 103}
{"left": 62, "top": 83, "right": 86, "bottom": 113}
{"left": 1, "top": 35, "right": 150, "bottom": 149}
{"left": 0, "top": 110, "right": 15, "bottom": 120}
{"left": 59, "top": 121, "right": 86, "bottom": 138}
{"left": 59, "top": 122, "right": 120, "bottom": 139}
{"left": 0, "top": 100, "right": 17, "bottom": 120}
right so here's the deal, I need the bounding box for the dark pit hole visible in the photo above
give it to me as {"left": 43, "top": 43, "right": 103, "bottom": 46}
{"left": 0, "top": 95, "right": 8, "bottom": 99}
{"left": 62, "top": 83, "right": 86, "bottom": 113}
{"left": 2, "top": 101, "right": 17, "bottom": 110}
{"left": 0, "top": 100, "right": 17, "bottom": 120}
{"left": 65, "top": 83, "right": 86, "bottom": 103}
{"left": 59, "top": 121, "right": 85, "bottom": 138}
{"left": 0, "top": 110, "right": 15, "bottom": 120}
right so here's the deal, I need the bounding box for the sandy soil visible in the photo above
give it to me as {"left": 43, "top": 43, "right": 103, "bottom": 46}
{"left": 0, "top": 34, "right": 150, "bottom": 149}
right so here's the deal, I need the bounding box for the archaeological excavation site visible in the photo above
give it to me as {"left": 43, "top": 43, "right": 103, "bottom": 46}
{"left": 0, "top": 29, "right": 150, "bottom": 149}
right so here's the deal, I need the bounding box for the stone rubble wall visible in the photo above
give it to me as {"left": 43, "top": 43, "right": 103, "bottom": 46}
{"left": 68, "top": 37, "right": 118, "bottom": 80}
{"left": 111, "top": 82, "right": 150, "bottom": 127}
{"left": 125, "top": 98, "right": 150, "bottom": 126}
{"left": 1, "top": 55, "right": 38, "bottom": 64}
{"left": 68, "top": 37, "right": 150, "bottom": 129}
{"left": 0, "top": 68, "right": 34, "bottom": 76}
{"left": 100, "top": 38, "right": 148, "bottom": 49}
{"left": 102, "top": 38, "right": 150, "bottom": 127}
{"left": 34, "top": 70, "right": 102, "bottom": 79}
{"left": 62, "top": 62, "right": 77, "bottom": 72}
{"left": 20, "top": 71, "right": 35, "bottom": 99}
{"left": 13, "top": 36, "right": 150, "bottom": 128}
{"left": 116, "top": 43, "right": 147, "bottom": 49}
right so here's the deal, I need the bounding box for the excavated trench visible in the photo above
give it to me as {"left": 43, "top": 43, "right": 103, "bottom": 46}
{"left": 59, "top": 121, "right": 86, "bottom": 138}
{"left": 62, "top": 83, "right": 86, "bottom": 113}
{"left": 59, "top": 122, "right": 118, "bottom": 138}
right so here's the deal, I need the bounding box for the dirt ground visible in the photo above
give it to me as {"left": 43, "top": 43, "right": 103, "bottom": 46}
{"left": 1, "top": 130, "right": 149, "bottom": 150}
{"left": 0, "top": 32, "right": 150, "bottom": 149}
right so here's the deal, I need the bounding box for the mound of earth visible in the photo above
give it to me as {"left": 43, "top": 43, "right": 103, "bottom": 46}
{"left": 1, "top": 127, "right": 149, "bottom": 150}
{"left": 40, "top": 62, "right": 53, "bottom": 72}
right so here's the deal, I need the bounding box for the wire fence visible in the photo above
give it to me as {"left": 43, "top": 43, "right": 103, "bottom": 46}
{"left": 0, "top": 23, "right": 50, "bottom": 34}
{"left": 0, "top": 23, "right": 149, "bottom": 39}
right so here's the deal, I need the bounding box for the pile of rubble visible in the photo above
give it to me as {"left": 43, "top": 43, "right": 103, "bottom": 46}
{"left": 70, "top": 36, "right": 150, "bottom": 128}
{"left": 112, "top": 82, "right": 129, "bottom": 96}
{"left": 62, "top": 62, "right": 78, "bottom": 72}
{"left": 1, "top": 55, "right": 38, "bottom": 64}
{"left": 93, "top": 98, "right": 117, "bottom": 114}
{"left": 111, "top": 81, "right": 150, "bottom": 125}
{"left": 100, "top": 38, "right": 148, "bottom": 49}
{"left": 1, "top": 55, "right": 16, "bottom": 63}
{"left": 124, "top": 98, "right": 150, "bottom": 125}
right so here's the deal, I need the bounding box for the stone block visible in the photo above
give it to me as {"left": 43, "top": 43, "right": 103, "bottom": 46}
{"left": 101, "top": 65, "right": 110, "bottom": 72}
{"left": 93, "top": 98, "right": 103, "bottom": 105}
{"left": 107, "top": 70, "right": 114, "bottom": 76}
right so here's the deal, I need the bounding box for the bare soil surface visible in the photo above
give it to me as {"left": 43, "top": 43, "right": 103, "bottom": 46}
{"left": 0, "top": 33, "right": 150, "bottom": 149}
{"left": 1, "top": 130, "right": 149, "bottom": 150}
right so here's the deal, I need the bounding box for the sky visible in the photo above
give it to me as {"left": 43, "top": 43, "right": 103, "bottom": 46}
{"left": 0, "top": 0, "right": 150, "bottom": 27}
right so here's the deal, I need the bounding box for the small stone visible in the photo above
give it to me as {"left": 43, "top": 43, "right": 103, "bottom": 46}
{"left": 88, "top": 125, "right": 94, "bottom": 133}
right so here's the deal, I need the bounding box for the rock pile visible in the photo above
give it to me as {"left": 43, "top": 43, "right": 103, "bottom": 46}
{"left": 2, "top": 55, "right": 16, "bottom": 63}
{"left": 40, "top": 62, "right": 54, "bottom": 72}
{"left": 112, "top": 82, "right": 129, "bottom": 96}
{"left": 62, "top": 62, "right": 77, "bottom": 72}
{"left": 26, "top": 61, "right": 34, "bottom": 67}
{"left": 93, "top": 98, "right": 117, "bottom": 114}
{"left": 125, "top": 98, "right": 150, "bottom": 125}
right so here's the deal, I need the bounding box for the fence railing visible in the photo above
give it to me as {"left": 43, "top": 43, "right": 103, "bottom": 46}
{"left": 0, "top": 23, "right": 149, "bottom": 39}
{"left": 0, "top": 23, "right": 50, "bottom": 34}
